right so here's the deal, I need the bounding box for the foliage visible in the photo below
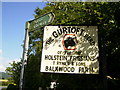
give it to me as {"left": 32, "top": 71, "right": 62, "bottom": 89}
{"left": 5, "top": 61, "right": 22, "bottom": 88}
{"left": 6, "top": 84, "right": 18, "bottom": 90}
{"left": 2, "top": 81, "right": 8, "bottom": 86}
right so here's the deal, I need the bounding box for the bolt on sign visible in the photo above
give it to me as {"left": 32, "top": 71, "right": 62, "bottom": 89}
{"left": 40, "top": 26, "right": 99, "bottom": 74}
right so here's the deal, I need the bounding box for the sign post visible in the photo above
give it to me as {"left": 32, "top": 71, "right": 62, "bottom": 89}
{"left": 19, "top": 12, "right": 55, "bottom": 90}
{"left": 19, "top": 22, "right": 30, "bottom": 90}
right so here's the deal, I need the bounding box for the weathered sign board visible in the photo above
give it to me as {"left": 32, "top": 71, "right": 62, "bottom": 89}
{"left": 40, "top": 26, "right": 99, "bottom": 74}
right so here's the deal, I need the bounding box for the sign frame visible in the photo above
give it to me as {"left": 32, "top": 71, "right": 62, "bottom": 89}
{"left": 40, "top": 26, "right": 99, "bottom": 74}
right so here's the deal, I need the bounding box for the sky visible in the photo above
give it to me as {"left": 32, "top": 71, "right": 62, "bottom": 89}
{"left": 0, "top": 2, "right": 46, "bottom": 72}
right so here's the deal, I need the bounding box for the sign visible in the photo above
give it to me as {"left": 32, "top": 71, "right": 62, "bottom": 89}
{"left": 29, "top": 12, "right": 55, "bottom": 30}
{"left": 40, "top": 26, "right": 99, "bottom": 74}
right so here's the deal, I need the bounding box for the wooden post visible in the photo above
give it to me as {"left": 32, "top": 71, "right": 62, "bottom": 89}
{"left": 101, "top": 32, "right": 107, "bottom": 90}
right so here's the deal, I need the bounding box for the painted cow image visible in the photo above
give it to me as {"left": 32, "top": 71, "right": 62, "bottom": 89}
{"left": 64, "top": 37, "right": 76, "bottom": 49}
